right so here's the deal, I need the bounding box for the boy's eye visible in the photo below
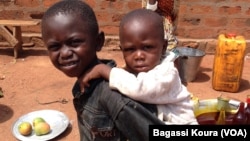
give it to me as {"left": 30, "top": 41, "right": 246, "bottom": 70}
{"left": 121, "top": 45, "right": 154, "bottom": 53}
{"left": 68, "top": 39, "right": 83, "bottom": 47}
{"left": 122, "top": 47, "right": 135, "bottom": 52}
{"left": 47, "top": 43, "right": 61, "bottom": 51}
{"left": 143, "top": 45, "right": 153, "bottom": 50}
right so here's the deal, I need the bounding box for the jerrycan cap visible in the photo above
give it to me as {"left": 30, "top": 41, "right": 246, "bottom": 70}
{"left": 225, "top": 33, "right": 236, "bottom": 38}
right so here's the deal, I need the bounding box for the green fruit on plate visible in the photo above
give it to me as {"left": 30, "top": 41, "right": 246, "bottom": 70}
{"left": 18, "top": 121, "right": 32, "bottom": 136}
{"left": 34, "top": 122, "right": 51, "bottom": 136}
{"left": 33, "top": 117, "right": 45, "bottom": 127}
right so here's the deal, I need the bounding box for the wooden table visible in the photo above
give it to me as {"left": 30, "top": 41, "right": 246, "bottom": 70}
{"left": 0, "top": 20, "right": 40, "bottom": 58}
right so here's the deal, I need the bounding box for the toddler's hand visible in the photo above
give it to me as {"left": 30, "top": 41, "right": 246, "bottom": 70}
{"left": 78, "top": 64, "right": 111, "bottom": 92}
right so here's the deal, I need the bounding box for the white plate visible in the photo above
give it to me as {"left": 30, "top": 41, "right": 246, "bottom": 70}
{"left": 12, "top": 109, "right": 69, "bottom": 141}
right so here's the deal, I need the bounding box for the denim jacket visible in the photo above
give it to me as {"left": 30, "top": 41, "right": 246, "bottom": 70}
{"left": 72, "top": 59, "right": 164, "bottom": 141}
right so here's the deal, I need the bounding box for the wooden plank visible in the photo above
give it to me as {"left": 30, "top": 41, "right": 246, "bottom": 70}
{"left": 0, "top": 41, "right": 35, "bottom": 47}
{"left": 0, "top": 19, "right": 41, "bottom": 58}
{"left": 13, "top": 26, "right": 23, "bottom": 58}
{"left": 22, "top": 32, "right": 41, "bottom": 38}
{"left": 0, "top": 20, "right": 40, "bottom": 26}
{"left": 0, "top": 25, "right": 18, "bottom": 46}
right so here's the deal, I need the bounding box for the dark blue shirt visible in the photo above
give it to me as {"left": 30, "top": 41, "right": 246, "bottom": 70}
{"left": 72, "top": 59, "right": 163, "bottom": 141}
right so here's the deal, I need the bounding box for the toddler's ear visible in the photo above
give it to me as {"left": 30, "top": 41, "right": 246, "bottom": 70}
{"left": 96, "top": 31, "right": 105, "bottom": 51}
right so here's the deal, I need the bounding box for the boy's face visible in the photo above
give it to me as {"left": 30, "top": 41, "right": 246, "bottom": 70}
{"left": 119, "top": 19, "right": 167, "bottom": 74}
{"left": 42, "top": 13, "right": 103, "bottom": 78}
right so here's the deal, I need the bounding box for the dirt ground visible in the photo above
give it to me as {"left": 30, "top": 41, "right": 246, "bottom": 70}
{"left": 0, "top": 46, "right": 250, "bottom": 141}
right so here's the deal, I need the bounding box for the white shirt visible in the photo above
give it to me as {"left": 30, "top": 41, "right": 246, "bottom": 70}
{"left": 109, "top": 51, "right": 198, "bottom": 124}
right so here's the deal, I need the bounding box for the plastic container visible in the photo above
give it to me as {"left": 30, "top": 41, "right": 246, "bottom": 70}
{"left": 175, "top": 47, "right": 205, "bottom": 82}
{"left": 212, "top": 34, "right": 246, "bottom": 92}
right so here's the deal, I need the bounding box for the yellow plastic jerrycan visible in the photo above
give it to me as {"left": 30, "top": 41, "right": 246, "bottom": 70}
{"left": 212, "top": 33, "right": 246, "bottom": 92}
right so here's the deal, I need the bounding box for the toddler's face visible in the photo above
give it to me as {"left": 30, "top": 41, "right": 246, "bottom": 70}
{"left": 42, "top": 14, "right": 100, "bottom": 78}
{"left": 119, "top": 19, "right": 167, "bottom": 74}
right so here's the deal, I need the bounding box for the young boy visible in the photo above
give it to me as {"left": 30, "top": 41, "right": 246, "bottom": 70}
{"left": 142, "top": 0, "right": 178, "bottom": 50}
{"left": 41, "top": 1, "right": 164, "bottom": 141}
{"left": 81, "top": 9, "right": 198, "bottom": 125}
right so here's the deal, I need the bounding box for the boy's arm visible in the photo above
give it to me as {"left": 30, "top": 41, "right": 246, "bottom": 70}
{"left": 110, "top": 61, "right": 184, "bottom": 104}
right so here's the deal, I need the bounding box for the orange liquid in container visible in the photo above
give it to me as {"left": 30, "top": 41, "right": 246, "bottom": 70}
{"left": 212, "top": 34, "right": 246, "bottom": 92}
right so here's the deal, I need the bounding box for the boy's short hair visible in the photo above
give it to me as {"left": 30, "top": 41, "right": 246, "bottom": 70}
{"left": 41, "top": 0, "right": 99, "bottom": 37}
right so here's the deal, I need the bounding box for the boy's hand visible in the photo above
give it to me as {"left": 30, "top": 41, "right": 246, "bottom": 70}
{"left": 78, "top": 64, "right": 111, "bottom": 92}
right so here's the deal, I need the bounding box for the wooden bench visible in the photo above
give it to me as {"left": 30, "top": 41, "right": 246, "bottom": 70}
{"left": 0, "top": 20, "right": 40, "bottom": 58}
